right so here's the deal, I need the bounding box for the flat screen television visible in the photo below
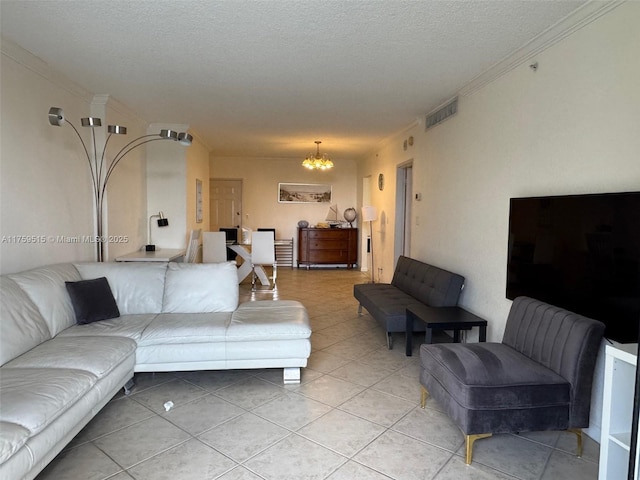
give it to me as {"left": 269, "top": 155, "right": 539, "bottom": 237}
{"left": 507, "top": 191, "right": 640, "bottom": 343}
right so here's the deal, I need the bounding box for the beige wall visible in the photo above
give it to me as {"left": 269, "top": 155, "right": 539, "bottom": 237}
{"left": 356, "top": 3, "right": 640, "bottom": 440}
{"left": 0, "top": 41, "right": 202, "bottom": 271}
{"left": 96, "top": 97, "right": 148, "bottom": 261}
{"left": 0, "top": 42, "right": 148, "bottom": 272}
{"left": 210, "top": 156, "right": 358, "bottom": 263}
{"left": 186, "top": 134, "right": 211, "bottom": 259}
{"left": 358, "top": 2, "right": 640, "bottom": 341}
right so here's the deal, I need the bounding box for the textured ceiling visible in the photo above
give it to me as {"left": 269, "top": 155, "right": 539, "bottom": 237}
{"left": 1, "top": 0, "right": 588, "bottom": 160}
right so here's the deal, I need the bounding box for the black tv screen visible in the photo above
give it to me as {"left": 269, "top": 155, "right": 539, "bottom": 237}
{"left": 507, "top": 192, "right": 640, "bottom": 344}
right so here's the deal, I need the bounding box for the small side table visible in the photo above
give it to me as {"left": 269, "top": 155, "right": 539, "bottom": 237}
{"left": 406, "top": 304, "right": 488, "bottom": 356}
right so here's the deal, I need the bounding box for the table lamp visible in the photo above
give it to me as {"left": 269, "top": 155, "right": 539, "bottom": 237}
{"left": 146, "top": 211, "right": 169, "bottom": 251}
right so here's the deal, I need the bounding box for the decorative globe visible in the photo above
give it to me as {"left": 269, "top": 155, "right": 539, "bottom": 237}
{"left": 343, "top": 208, "right": 357, "bottom": 227}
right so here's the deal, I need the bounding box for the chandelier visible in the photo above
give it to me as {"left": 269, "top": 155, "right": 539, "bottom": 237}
{"left": 302, "top": 140, "right": 333, "bottom": 170}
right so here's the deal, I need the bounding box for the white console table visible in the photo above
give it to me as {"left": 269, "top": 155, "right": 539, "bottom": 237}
{"left": 115, "top": 248, "right": 185, "bottom": 262}
{"left": 599, "top": 343, "right": 639, "bottom": 480}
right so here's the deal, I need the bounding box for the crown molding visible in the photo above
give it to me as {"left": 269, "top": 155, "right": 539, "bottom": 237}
{"left": 358, "top": 117, "right": 422, "bottom": 161}
{"left": 1, "top": 36, "right": 93, "bottom": 102}
{"left": 459, "top": 1, "right": 623, "bottom": 97}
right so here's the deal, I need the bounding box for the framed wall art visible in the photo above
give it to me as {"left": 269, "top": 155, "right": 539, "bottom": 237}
{"left": 278, "top": 183, "right": 332, "bottom": 203}
{"left": 195, "top": 178, "right": 203, "bottom": 223}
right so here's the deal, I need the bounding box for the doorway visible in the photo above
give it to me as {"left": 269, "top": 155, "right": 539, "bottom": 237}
{"left": 361, "top": 175, "right": 372, "bottom": 272}
{"left": 394, "top": 162, "right": 413, "bottom": 260}
{"left": 210, "top": 179, "right": 242, "bottom": 231}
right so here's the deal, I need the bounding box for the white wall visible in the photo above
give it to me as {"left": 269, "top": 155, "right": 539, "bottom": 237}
{"left": 145, "top": 123, "right": 189, "bottom": 250}
{"left": 210, "top": 156, "right": 358, "bottom": 262}
{"left": 1, "top": 41, "right": 215, "bottom": 271}
{"left": 359, "top": 1, "right": 640, "bottom": 340}
{"left": 0, "top": 40, "right": 155, "bottom": 272}
{"left": 145, "top": 130, "right": 210, "bottom": 253}
{"left": 186, "top": 134, "right": 211, "bottom": 261}
{"left": 92, "top": 96, "right": 148, "bottom": 260}
{"left": 356, "top": 2, "right": 640, "bottom": 441}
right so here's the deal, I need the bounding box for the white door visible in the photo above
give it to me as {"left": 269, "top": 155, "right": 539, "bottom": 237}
{"left": 394, "top": 162, "right": 413, "bottom": 259}
{"left": 210, "top": 179, "right": 242, "bottom": 231}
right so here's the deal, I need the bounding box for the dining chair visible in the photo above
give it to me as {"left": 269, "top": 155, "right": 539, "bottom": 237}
{"left": 250, "top": 230, "right": 277, "bottom": 292}
{"left": 219, "top": 227, "right": 238, "bottom": 243}
{"left": 258, "top": 228, "right": 277, "bottom": 255}
{"left": 219, "top": 227, "right": 239, "bottom": 261}
{"left": 184, "top": 229, "right": 202, "bottom": 263}
{"left": 202, "top": 232, "right": 228, "bottom": 263}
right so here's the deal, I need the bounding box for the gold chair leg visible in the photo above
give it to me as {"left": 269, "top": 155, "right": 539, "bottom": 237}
{"left": 420, "top": 385, "right": 428, "bottom": 408}
{"left": 465, "top": 433, "right": 492, "bottom": 464}
{"left": 568, "top": 428, "right": 583, "bottom": 457}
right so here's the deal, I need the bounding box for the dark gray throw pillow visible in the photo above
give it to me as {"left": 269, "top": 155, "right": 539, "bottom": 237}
{"left": 65, "top": 277, "right": 120, "bottom": 324}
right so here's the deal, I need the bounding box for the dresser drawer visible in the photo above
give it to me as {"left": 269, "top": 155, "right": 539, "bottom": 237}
{"left": 310, "top": 239, "right": 348, "bottom": 250}
{"left": 307, "top": 230, "right": 348, "bottom": 240}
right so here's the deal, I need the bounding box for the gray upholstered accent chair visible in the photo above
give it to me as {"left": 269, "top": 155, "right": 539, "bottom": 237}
{"left": 419, "top": 296, "right": 605, "bottom": 464}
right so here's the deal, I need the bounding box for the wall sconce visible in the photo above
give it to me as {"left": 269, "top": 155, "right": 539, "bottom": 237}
{"left": 146, "top": 211, "right": 169, "bottom": 251}
{"left": 48, "top": 106, "right": 192, "bottom": 261}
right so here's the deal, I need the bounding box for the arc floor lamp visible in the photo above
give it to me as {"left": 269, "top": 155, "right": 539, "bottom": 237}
{"left": 48, "top": 107, "right": 192, "bottom": 262}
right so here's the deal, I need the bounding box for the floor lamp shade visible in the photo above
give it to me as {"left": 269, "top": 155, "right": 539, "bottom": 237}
{"left": 361, "top": 206, "right": 377, "bottom": 222}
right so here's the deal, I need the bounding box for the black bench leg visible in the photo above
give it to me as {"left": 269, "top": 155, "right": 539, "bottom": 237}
{"left": 406, "top": 311, "right": 414, "bottom": 356}
{"left": 387, "top": 332, "right": 393, "bottom": 350}
{"left": 425, "top": 327, "right": 433, "bottom": 344}
{"left": 453, "top": 329, "right": 461, "bottom": 342}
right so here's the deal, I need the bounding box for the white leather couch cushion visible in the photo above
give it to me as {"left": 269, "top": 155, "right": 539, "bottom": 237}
{"left": 5, "top": 336, "right": 136, "bottom": 377}
{"left": 74, "top": 262, "right": 167, "bottom": 314}
{"left": 139, "top": 313, "right": 231, "bottom": 346}
{"left": 8, "top": 263, "right": 81, "bottom": 337}
{"left": 3, "top": 368, "right": 131, "bottom": 480}
{"left": 0, "top": 277, "right": 51, "bottom": 366}
{"left": 162, "top": 262, "right": 239, "bottom": 313}
{"left": 58, "top": 314, "right": 158, "bottom": 342}
{"left": 135, "top": 343, "right": 226, "bottom": 369}
{"left": 0, "top": 368, "right": 96, "bottom": 435}
{"left": 227, "top": 300, "right": 311, "bottom": 341}
{"left": 0, "top": 422, "right": 29, "bottom": 464}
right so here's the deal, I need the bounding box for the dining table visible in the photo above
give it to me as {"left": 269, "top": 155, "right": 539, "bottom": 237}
{"left": 227, "top": 243, "right": 269, "bottom": 286}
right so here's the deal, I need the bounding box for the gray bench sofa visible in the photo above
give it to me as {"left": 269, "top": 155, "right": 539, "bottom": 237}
{"left": 0, "top": 261, "right": 311, "bottom": 480}
{"left": 420, "top": 296, "right": 605, "bottom": 464}
{"left": 353, "top": 256, "right": 465, "bottom": 348}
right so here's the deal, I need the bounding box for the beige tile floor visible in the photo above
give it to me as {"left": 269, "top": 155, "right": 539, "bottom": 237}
{"left": 36, "top": 267, "right": 600, "bottom": 480}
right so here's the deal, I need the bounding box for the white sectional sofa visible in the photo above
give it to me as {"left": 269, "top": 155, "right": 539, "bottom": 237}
{"left": 0, "top": 261, "right": 311, "bottom": 480}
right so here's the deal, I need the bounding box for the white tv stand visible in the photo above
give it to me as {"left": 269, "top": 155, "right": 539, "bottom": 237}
{"left": 599, "top": 343, "right": 638, "bottom": 480}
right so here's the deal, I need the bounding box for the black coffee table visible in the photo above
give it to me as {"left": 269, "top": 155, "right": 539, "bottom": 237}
{"left": 405, "top": 303, "right": 488, "bottom": 356}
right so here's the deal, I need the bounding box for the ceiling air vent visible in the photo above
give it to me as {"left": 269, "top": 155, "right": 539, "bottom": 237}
{"left": 425, "top": 97, "right": 458, "bottom": 130}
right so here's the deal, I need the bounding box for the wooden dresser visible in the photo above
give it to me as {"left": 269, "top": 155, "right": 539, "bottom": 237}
{"left": 298, "top": 228, "right": 358, "bottom": 269}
